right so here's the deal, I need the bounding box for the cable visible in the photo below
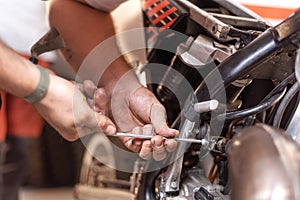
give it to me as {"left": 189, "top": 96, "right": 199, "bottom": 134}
{"left": 217, "top": 88, "right": 286, "bottom": 120}
{"left": 216, "top": 73, "right": 296, "bottom": 121}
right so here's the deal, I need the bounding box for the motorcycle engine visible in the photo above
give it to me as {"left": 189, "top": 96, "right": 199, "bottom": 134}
{"left": 178, "top": 167, "right": 229, "bottom": 200}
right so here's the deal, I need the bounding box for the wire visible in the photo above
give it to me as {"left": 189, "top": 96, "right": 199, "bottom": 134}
{"left": 216, "top": 73, "right": 296, "bottom": 121}
{"left": 263, "top": 73, "right": 295, "bottom": 101}
{"left": 217, "top": 88, "right": 286, "bottom": 120}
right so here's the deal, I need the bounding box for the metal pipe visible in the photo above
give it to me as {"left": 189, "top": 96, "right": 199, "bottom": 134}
{"left": 217, "top": 88, "right": 286, "bottom": 120}
{"left": 195, "top": 10, "right": 300, "bottom": 102}
{"left": 195, "top": 27, "right": 280, "bottom": 101}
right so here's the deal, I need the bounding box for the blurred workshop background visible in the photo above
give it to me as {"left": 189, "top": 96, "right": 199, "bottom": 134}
{"left": 10, "top": 0, "right": 298, "bottom": 199}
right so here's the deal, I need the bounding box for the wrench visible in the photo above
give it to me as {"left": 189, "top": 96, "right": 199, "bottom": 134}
{"left": 112, "top": 132, "right": 206, "bottom": 144}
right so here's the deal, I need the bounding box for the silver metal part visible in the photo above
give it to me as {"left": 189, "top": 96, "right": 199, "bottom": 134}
{"left": 30, "top": 27, "right": 65, "bottom": 58}
{"left": 295, "top": 48, "right": 300, "bottom": 84}
{"left": 194, "top": 99, "right": 219, "bottom": 113}
{"left": 210, "top": 13, "right": 268, "bottom": 30}
{"left": 228, "top": 124, "right": 300, "bottom": 200}
{"left": 162, "top": 119, "right": 197, "bottom": 194}
{"left": 177, "top": 0, "right": 239, "bottom": 43}
{"left": 160, "top": 168, "right": 229, "bottom": 200}
{"left": 113, "top": 132, "right": 204, "bottom": 144}
{"left": 286, "top": 48, "right": 300, "bottom": 141}
{"left": 228, "top": 79, "right": 252, "bottom": 105}
{"left": 179, "top": 35, "right": 233, "bottom": 66}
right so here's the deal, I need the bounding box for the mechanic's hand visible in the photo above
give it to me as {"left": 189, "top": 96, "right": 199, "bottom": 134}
{"left": 107, "top": 72, "right": 178, "bottom": 161}
{"left": 78, "top": 80, "right": 108, "bottom": 114}
{"left": 34, "top": 77, "right": 116, "bottom": 141}
{"left": 83, "top": 77, "right": 178, "bottom": 161}
{"left": 74, "top": 80, "right": 117, "bottom": 136}
{"left": 118, "top": 86, "right": 178, "bottom": 161}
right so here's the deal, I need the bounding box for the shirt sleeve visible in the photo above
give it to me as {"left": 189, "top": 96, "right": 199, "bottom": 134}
{"left": 85, "top": 0, "right": 128, "bottom": 12}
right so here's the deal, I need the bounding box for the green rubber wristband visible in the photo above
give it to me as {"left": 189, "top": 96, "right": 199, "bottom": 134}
{"left": 24, "top": 65, "right": 50, "bottom": 104}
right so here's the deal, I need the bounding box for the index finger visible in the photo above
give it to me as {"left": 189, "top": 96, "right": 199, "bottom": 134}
{"left": 157, "top": 126, "right": 179, "bottom": 138}
{"left": 83, "top": 80, "right": 97, "bottom": 98}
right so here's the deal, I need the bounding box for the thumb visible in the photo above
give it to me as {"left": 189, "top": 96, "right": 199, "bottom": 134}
{"left": 150, "top": 103, "right": 167, "bottom": 133}
{"left": 150, "top": 103, "right": 179, "bottom": 138}
{"left": 94, "top": 88, "right": 107, "bottom": 114}
{"left": 95, "top": 113, "right": 116, "bottom": 136}
{"left": 76, "top": 110, "right": 116, "bottom": 137}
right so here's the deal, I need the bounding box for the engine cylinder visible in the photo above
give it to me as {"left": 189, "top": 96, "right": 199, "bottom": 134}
{"left": 228, "top": 124, "right": 300, "bottom": 200}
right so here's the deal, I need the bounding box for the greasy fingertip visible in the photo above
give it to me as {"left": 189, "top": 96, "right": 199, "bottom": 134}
{"left": 126, "top": 139, "right": 142, "bottom": 153}
{"left": 95, "top": 88, "right": 106, "bottom": 100}
{"left": 105, "top": 125, "right": 116, "bottom": 136}
{"left": 158, "top": 127, "right": 179, "bottom": 138}
{"left": 151, "top": 135, "right": 167, "bottom": 161}
{"left": 94, "top": 88, "right": 107, "bottom": 113}
{"left": 165, "top": 139, "right": 177, "bottom": 152}
{"left": 97, "top": 115, "right": 116, "bottom": 135}
{"left": 132, "top": 138, "right": 142, "bottom": 146}
{"left": 139, "top": 140, "right": 152, "bottom": 160}
{"left": 83, "top": 80, "right": 96, "bottom": 98}
{"left": 151, "top": 135, "right": 163, "bottom": 146}
{"left": 150, "top": 103, "right": 167, "bottom": 133}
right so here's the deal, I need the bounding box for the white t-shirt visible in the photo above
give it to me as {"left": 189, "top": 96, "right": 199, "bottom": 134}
{"left": 0, "top": 0, "right": 56, "bottom": 62}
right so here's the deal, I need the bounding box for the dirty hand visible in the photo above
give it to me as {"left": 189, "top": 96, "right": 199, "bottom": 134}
{"left": 99, "top": 70, "right": 179, "bottom": 161}
{"left": 113, "top": 86, "right": 178, "bottom": 161}
{"left": 74, "top": 80, "right": 116, "bottom": 137}
{"left": 34, "top": 77, "right": 116, "bottom": 141}
{"left": 83, "top": 74, "right": 178, "bottom": 161}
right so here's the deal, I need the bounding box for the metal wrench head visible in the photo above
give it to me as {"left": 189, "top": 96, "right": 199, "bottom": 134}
{"left": 30, "top": 27, "right": 65, "bottom": 58}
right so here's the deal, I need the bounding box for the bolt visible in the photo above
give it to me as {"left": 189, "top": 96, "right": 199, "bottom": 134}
{"left": 171, "top": 181, "right": 177, "bottom": 189}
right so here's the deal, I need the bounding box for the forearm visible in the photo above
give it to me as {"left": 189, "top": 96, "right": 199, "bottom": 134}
{"left": 0, "top": 41, "right": 40, "bottom": 98}
{"left": 48, "top": 0, "right": 141, "bottom": 95}
{"left": 0, "top": 41, "right": 77, "bottom": 140}
{"left": 0, "top": 40, "right": 117, "bottom": 141}
{"left": 33, "top": 74, "right": 79, "bottom": 141}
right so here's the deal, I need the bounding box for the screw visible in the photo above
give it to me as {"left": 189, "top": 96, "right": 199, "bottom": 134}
{"left": 171, "top": 181, "right": 177, "bottom": 189}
